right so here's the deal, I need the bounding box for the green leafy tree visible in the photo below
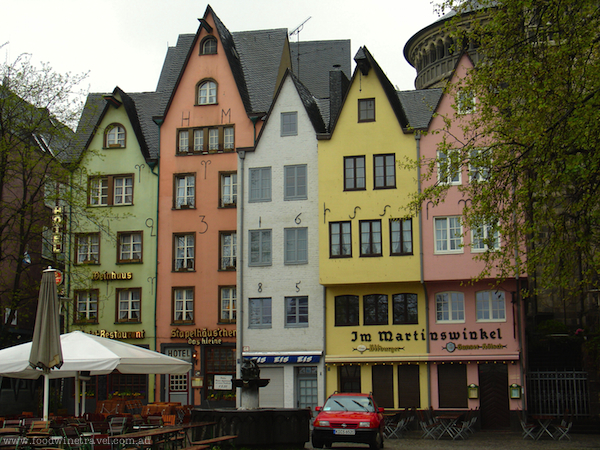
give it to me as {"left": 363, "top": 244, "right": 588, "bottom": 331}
{"left": 0, "top": 52, "right": 115, "bottom": 347}
{"left": 416, "top": 0, "right": 600, "bottom": 328}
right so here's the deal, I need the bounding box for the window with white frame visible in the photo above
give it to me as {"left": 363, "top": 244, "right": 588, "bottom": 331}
{"left": 220, "top": 286, "right": 236, "bottom": 323}
{"left": 249, "top": 297, "right": 272, "bottom": 328}
{"left": 113, "top": 176, "right": 133, "bottom": 205}
{"left": 220, "top": 231, "right": 237, "bottom": 270}
{"left": 201, "top": 36, "right": 217, "bottom": 54}
{"left": 174, "top": 233, "right": 195, "bottom": 271}
{"left": 76, "top": 233, "right": 100, "bottom": 264}
{"left": 281, "top": 112, "right": 298, "bottom": 136}
{"left": 471, "top": 223, "right": 500, "bottom": 252}
{"left": 224, "top": 127, "right": 234, "bottom": 150}
{"left": 221, "top": 172, "right": 237, "bottom": 207}
{"left": 105, "top": 124, "right": 126, "bottom": 148}
{"left": 476, "top": 290, "right": 506, "bottom": 321}
{"left": 285, "top": 296, "right": 308, "bottom": 327}
{"left": 249, "top": 229, "right": 271, "bottom": 266}
{"left": 178, "top": 130, "right": 190, "bottom": 153}
{"left": 284, "top": 164, "right": 307, "bottom": 200}
{"left": 374, "top": 154, "right": 396, "bottom": 189}
{"left": 193, "top": 129, "right": 203, "bottom": 152}
{"left": 435, "top": 291, "right": 465, "bottom": 322}
{"left": 175, "top": 174, "right": 195, "bottom": 209}
{"left": 173, "top": 287, "right": 194, "bottom": 324}
{"left": 390, "top": 218, "right": 412, "bottom": 255}
{"left": 89, "top": 175, "right": 133, "bottom": 206}
{"left": 437, "top": 150, "right": 461, "bottom": 184}
{"left": 456, "top": 88, "right": 476, "bottom": 115}
{"left": 249, "top": 167, "right": 271, "bottom": 202}
{"left": 198, "top": 80, "right": 217, "bottom": 105}
{"left": 4, "top": 308, "right": 17, "bottom": 326}
{"left": 469, "top": 148, "right": 489, "bottom": 182}
{"left": 75, "top": 290, "right": 98, "bottom": 323}
{"left": 434, "top": 216, "right": 463, "bottom": 253}
{"left": 284, "top": 227, "right": 308, "bottom": 265}
{"left": 118, "top": 231, "right": 142, "bottom": 263}
{"left": 208, "top": 128, "right": 219, "bottom": 151}
{"left": 117, "top": 288, "right": 141, "bottom": 323}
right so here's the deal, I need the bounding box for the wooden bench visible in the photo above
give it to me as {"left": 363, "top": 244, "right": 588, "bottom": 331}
{"left": 179, "top": 445, "right": 209, "bottom": 450}
{"left": 190, "top": 435, "right": 237, "bottom": 448}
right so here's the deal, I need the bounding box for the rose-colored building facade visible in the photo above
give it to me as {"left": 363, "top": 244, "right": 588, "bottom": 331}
{"left": 420, "top": 55, "right": 525, "bottom": 424}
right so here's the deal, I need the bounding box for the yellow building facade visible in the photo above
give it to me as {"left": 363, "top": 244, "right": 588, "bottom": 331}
{"left": 318, "top": 47, "right": 428, "bottom": 410}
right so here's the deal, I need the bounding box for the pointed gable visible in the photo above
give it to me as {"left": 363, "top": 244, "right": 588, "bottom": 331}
{"left": 255, "top": 69, "right": 326, "bottom": 147}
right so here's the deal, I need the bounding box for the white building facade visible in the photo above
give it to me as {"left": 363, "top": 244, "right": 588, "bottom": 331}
{"left": 238, "top": 72, "right": 325, "bottom": 410}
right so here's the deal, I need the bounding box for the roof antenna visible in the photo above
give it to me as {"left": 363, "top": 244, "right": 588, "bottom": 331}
{"left": 289, "top": 17, "right": 311, "bottom": 78}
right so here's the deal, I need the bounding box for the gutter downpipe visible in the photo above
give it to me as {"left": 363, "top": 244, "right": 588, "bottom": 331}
{"left": 415, "top": 131, "right": 431, "bottom": 405}
{"left": 236, "top": 148, "right": 245, "bottom": 409}
{"left": 151, "top": 116, "right": 163, "bottom": 403}
{"left": 235, "top": 115, "right": 259, "bottom": 407}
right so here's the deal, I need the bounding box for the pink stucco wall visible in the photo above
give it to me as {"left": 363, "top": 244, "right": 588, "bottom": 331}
{"left": 155, "top": 11, "right": 258, "bottom": 396}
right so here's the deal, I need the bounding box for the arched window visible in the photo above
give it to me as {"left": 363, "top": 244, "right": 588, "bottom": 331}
{"left": 197, "top": 80, "right": 217, "bottom": 105}
{"left": 105, "top": 124, "right": 126, "bottom": 148}
{"left": 200, "top": 36, "right": 217, "bottom": 55}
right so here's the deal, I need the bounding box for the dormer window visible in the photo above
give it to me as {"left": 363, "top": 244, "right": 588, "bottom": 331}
{"left": 200, "top": 36, "right": 217, "bottom": 55}
{"left": 197, "top": 80, "right": 217, "bottom": 105}
{"left": 105, "top": 124, "right": 126, "bottom": 148}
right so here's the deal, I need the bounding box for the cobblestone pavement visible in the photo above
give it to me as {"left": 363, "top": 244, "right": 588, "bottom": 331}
{"left": 305, "top": 430, "right": 600, "bottom": 449}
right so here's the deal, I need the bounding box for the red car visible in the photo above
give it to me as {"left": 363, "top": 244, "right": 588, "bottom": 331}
{"left": 311, "top": 392, "right": 385, "bottom": 449}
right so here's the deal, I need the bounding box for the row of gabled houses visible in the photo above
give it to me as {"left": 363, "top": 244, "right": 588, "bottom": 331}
{"left": 43, "top": 5, "right": 523, "bottom": 428}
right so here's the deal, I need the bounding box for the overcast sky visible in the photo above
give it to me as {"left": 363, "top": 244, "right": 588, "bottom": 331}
{"left": 2, "top": 0, "right": 442, "bottom": 96}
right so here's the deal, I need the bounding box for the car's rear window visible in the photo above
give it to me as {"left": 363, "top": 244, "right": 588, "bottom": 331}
{"left": 323, "top": 396, "right": 376, "bottom": 412}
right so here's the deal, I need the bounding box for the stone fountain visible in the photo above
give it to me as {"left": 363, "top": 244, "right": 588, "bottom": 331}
{"left": 191, "top": 359, "right": 311, "bottom": 447}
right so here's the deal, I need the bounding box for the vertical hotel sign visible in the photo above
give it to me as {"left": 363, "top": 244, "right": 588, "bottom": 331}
{"left": 52, "top": 206, "right": 64, "bottom": 253}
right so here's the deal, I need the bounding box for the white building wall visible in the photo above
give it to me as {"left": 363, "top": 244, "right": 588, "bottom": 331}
{"left": 240, "top": 76, "right": 325, "bottom": 409}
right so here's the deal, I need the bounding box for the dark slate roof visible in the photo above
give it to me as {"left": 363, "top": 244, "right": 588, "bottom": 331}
{"left": 129, "top": 91, "right": 164, "bottom": 161}
{"left": 290, "top": 71, "right": 326, "bottom": 134}
{"left": 70, "top": 93, "right": 106, "bottom": 164}
{"left": 397, "top": 88, "right": 443, "bottom": 130}
{"left": 290, "top": 40, "right": 351, "bottom": 100}
{"left": 234, "top": 28, "right": 289, "bottom": 114}
{"left": 156, "top": 34, "right": 195, "bottom": 96}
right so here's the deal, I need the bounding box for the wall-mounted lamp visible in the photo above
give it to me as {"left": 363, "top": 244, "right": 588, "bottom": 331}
{"left": 468, "top": 383, "right": 479, "bottom": 399}
{"left": 191, "top": 371, "right": 203, "bottom": 389}
{"left": 192, "top": 350, "right": 198, "bottom": 366}
{"left": 510, "top": 383, "right": 522, "bottom": 399}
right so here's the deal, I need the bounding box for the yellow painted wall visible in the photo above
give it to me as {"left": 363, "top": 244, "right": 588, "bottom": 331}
{"left": 318, "top": 68, "right": 421, "bottom": 286}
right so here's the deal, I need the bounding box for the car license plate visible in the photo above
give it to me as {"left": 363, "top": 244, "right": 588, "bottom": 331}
{"left": 334, "top": 429, "right": 355, "bottom": 435}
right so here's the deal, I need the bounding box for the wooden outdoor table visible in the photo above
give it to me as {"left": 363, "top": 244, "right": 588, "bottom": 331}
{"left": 435, "top": 413, "right": 463, "bottom": 440}
{"left": 179, "top": 422, "right": 217, "bottom": 446}
{"left": 530, "top": 415, "right": 555, "bottom": 440}
{"left": 111, "top": 425, "right": 184, "bottom": 450}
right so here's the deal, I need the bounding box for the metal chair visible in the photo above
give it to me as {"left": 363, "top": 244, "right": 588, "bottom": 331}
{"left": 517, "top": 410, "right": 536, "bottom": 440}
{"left": 553, "top": 410, "right": 573, "bottom": 441}
{"left": 383, "top": 414, "right": 406, "bottom": 439}
{"left": 108, "top": 417, "right": 128, "bottom": 436}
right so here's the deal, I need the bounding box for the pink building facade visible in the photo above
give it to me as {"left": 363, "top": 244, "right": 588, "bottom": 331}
{"left": 420, "top": 55, "right": 525, "bottom": 428}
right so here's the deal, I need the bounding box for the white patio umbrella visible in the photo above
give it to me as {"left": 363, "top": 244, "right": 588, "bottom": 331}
{"left": 0, "top": 330, "right": 192, "bottom": 414}
{"left": 29, "top": 268, "right": 63, "bottom": 421}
